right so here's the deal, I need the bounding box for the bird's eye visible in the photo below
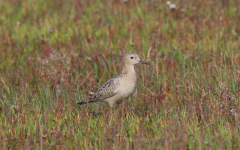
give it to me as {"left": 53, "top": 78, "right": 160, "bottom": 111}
{"left": 130, "top": 56, "right": 134, "bottom": 59}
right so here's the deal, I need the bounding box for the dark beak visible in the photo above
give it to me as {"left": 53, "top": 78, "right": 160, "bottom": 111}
{"left": 140, "top": 60, "right": 150, "bottom": 65}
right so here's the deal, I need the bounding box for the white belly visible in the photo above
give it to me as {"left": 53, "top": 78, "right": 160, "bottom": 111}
{"left": 118, "top": 83, "right": 136, "bottom": 98}
{"left": 101, "top": 81, "right": 136, "bottom": 107}
{"left": 102, "top": 72, "right": 137, "bottom": 107}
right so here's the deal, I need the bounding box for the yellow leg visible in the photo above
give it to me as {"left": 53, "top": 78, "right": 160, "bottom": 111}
{"left": 109, "top": 107, "right": 114, "bottom": 126}
{"left": 93, "top": 104, "right": 100, "bottom": 117}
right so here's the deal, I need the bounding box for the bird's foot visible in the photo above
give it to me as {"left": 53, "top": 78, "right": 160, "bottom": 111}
{"left": 108, "top": 119, "right": 112, "bottom": 126}
{"left": 93, "top": 111, "right": 98, "bottom": 117}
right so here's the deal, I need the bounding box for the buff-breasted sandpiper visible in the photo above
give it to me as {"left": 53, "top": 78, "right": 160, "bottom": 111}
{"left": 77, "top": 53, "right": 149, "bottom": 113}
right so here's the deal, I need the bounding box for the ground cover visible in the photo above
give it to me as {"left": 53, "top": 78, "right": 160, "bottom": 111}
{"left": 0, "top": 0, "right": 240, "bottom": 149}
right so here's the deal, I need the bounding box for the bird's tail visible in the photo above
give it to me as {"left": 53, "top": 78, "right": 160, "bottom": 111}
{"left": 77, "top": 99, "right": 88, "bottom": 105}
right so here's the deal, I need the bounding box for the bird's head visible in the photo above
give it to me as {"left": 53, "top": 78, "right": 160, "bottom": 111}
{"left": 123, "top": 53, "right": 150, "bottom": 66}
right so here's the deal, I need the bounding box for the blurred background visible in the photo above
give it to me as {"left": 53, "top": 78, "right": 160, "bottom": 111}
{"left": 0, "top": 0, "right": 240, "bottom": 149}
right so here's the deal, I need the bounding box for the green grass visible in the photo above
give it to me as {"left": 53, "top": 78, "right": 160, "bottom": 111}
{"left": 0, "top": 0, "right": 240, "bottom": 149}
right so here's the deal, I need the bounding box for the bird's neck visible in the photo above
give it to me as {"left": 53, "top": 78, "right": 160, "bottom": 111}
{"left": 122, "top": 64, "right": 135, "bottom": 75}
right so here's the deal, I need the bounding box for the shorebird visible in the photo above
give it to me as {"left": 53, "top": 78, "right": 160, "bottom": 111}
{"left": 77, "top": 53, "right": 149, "bottom": 114}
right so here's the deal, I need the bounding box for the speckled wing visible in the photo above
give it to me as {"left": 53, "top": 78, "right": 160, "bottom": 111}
{"left": 90, "top": 79, "right": 118, "bottom": 101}
{"left": 77, "top": 78, "right": 119, "bottom": 105}
{"left": 77, "top": 72, "right": 126, "bottom": 105}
